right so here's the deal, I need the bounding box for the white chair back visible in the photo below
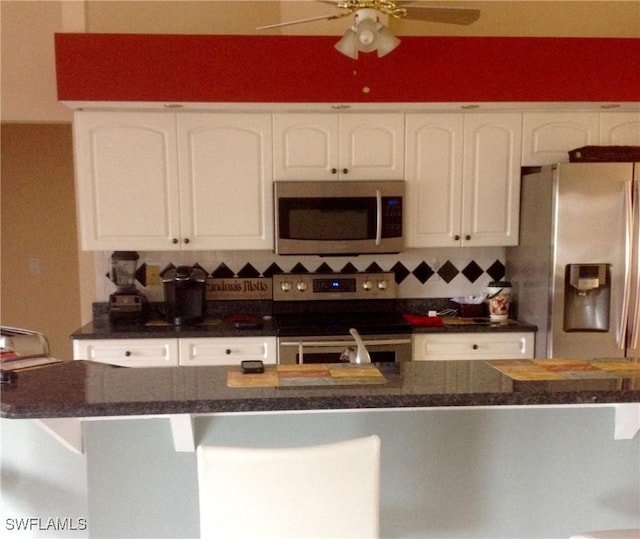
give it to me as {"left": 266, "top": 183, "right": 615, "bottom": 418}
{"left": 197, "top": 435, "right": 381, "bottom": 538}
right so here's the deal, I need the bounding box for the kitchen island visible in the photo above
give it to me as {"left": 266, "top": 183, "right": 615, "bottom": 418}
{"left": 2, "top": 359, "right": 639, "bottom": 539}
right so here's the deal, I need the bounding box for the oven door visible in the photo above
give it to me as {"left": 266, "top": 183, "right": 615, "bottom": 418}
{"left": 278, "top": 335, "right": 412, "bottom": 365}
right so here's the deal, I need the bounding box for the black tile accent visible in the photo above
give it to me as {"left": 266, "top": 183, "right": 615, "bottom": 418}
{"left": 290, "top": 263, "right": 309, "bottom": 273}
{"left": 340, "top": 262, "right": 359, "bottom": 273}
{"left": 391, "top": 262, "right": 410, "bottom": 284}
{"left": 211, "top": 263, "right": 235, "bottom": 278}
{"left": 315, "top": 262, "right": 334, "bottom": 273}
{"left": 263, "top": 263, "right": 284, "bottom": 277}
{"left": 438, "top": 261, "right": 459, "bottom": 283}
{"left": 462, "top": 261, "right": 484, "bottom": 283}
{"left": 486, "top": 260, "right": 506, "bottom": 282}
{"left": 237, "top": 263, "right": 260, "bottom": 278}
{"left": 159, "top": 264, "right": 176, "bottom": 278}
{"left": 412, "top": 262, "right": 435, "bottom": 284}
{"left": 365, "top": 262, "right": 385, "bottom": 273}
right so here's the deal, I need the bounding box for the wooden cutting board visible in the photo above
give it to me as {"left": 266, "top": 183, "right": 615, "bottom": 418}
{"left": 487, "top": 359, "right": 640, "bottom": 381}
{"left": 227, "top": 363, "right": 387, "bottom": 388}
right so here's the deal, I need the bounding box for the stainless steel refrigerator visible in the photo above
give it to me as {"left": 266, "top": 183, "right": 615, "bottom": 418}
{"left": 506, "top": 162, "right": 639, "bottom": 360}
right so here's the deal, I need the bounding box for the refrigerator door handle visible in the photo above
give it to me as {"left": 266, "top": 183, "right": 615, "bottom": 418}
{"left": 630, "top": 179, "right": 640, "bottom": 350}
{"left": 619, "top": 180, "right": 633, "bottom": 349}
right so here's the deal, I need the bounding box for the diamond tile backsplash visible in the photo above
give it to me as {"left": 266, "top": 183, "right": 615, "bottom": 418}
{"left": 95, "top": 248, "right": 506, "bottom": 303}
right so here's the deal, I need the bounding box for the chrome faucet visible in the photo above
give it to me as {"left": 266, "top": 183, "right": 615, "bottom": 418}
{"left": 340, "top": 328, "right": 372, "bottom": 364}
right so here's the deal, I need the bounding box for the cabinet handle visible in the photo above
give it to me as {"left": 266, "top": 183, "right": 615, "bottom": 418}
{"left": 454, "top": 235, "right": 460, "bottom": 241}
{"left": 342, "top": 168, "right": 348, "bottom": 174}
{"left": 331, "top": 168, "right": 338, "bottom": 174}
{"left": 465, "top": 235, "right": 471, "bottom": 241}
{"left": 225, "top": 349, "right": 232, "bottom": 355}
{"left": 172, "top": 238, "right": 179, "bottom": 244}
{"left": 124, "top": 351, "right": 132, "bottom": 357}
{"left": 472, "top": 344, "right": 479, "bottom": 350}
{"left": 184, "top": 238, "right": 190, "bottom": 244}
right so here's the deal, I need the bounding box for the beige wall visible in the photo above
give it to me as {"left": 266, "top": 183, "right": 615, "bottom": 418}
{"left": 1, "top": 124, "right": 81, "bottom": 358}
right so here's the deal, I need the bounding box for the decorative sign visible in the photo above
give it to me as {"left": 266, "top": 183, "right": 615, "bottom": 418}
{"left": 206, "top": 278, "right": 272, "bottom": 301}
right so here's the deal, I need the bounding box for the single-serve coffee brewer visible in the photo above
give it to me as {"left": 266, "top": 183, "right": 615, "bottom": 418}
{"left": 109, "top": 251, "right": 148, "bottom": 324}
{"left": 161, "top": 265, "right": 207, "bottom": 325}
{"left": 563, "top": 263, "right": 611, "bottom": 332}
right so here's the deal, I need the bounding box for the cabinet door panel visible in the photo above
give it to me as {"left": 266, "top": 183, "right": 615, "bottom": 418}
{"left": 405, "top": 114, "right": 463, "bottom": 247}
{"left": 522, "top": 113, "right": 599, "bottom": 165}
{"left": 463, "top": 114, "right": 522, "bottom": 246}
{"left": 179, "top": 337, "right": 277, "bottom": 366}
{"left": 340, "top": 114, "right": 405, "bottom": 179}
{"left": 74, "top": 112, "right": 180, "bottom": 250}
{"left": 599, "top": 112, "right": 640, "bottom": 145}
{"left": 273, "top": 114, "right": 338, "bottom": 180}
{"left": 178, "top": 113, "right": 273, "bottom": 249}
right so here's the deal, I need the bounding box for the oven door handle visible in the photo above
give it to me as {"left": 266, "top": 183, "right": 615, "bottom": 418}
{"left": 375, "top": 189, "right": 382, "bottom": 245}
{"left": 279, "top": 338, "right": 412, "bottom": 348}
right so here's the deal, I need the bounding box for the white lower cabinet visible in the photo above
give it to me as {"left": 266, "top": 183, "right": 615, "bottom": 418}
{"left": 73, "top": 337, "right": 277, "bottom": 367}
{"left": 178, "top": 337, "right": 277, "bottom": 366}
{"left": 413, "top": 332, "right": 535, "bottom": 361}
{"left": 73, "top": 338, "right": 179, "bottom": 367}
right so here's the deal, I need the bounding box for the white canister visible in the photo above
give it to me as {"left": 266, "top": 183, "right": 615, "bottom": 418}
{"left": 485, "top": 281, "right": 512, "bottom": 321}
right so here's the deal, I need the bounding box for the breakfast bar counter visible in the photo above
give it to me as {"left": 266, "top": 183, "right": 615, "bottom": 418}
{"left": 2, "top": 359, "right": 639, "bottom": 539}
{"left": 2, "top": 359, "right": 639, "bottom": 420}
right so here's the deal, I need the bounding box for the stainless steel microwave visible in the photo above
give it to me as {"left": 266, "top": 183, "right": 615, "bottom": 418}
{"left": 274, "top": 180, "right": 404, "bottom": 255}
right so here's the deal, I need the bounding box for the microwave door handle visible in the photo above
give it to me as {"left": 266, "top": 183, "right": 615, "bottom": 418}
{"left": 375, "top": 190, "right": 382, "bottom": 245}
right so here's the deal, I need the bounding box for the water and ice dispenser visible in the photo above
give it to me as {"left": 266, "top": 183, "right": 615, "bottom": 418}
{"left": 563, "top": 264, "right": 610, "bottom": 332}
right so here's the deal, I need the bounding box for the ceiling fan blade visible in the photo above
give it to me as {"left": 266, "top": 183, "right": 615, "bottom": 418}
{"left": 400, "top": 5, "right": 480, "bottom": 25}
{"left": 257, "top": 11, "right": 350, "bottom": 31}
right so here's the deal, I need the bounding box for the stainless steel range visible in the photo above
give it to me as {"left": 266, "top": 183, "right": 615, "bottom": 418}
{"left": 273, "top": 272, "right": 412, "bottom": 364}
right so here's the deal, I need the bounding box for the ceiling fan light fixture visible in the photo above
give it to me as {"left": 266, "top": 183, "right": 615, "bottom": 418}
{"left": 334, "top": 28, "right": 359, "bottom": 59}
{"left": 355, "top": 18, "right": 378, "bottom": 52}
{"left": 376, "top": 25, "right": 401, "bottom": 57}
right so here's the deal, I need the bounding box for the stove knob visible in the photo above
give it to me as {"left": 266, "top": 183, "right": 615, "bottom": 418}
{"left": 280, "top": 281, "right": 292, "bottom": 292}
{"left": 377, "top": 279, "right": 389, "bottom": 291}
{"left": 296, "top": 281, "right": 308, "bottom": 292}
{"left": 362, "top": 279, "right": 373, "bottom": 291}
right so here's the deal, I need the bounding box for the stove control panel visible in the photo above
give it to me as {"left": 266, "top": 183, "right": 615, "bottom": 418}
{"left": 273, "top": 272, "right": 396, "bottom": 301}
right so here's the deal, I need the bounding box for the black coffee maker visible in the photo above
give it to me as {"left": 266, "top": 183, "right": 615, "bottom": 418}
{"left": 161, "top": 265, "right": 207, "bottom": 325}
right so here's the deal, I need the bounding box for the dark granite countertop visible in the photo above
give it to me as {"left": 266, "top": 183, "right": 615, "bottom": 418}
{"left": 71, "top": 318, "right": 536, "bottom": 340}
{"left": 1, "top": 359, "right": 637, "bottom": 420}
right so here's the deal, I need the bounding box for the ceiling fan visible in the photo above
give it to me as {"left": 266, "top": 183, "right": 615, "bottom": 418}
{"left": 257, "top": 1, "right": 481, "bottom": 59}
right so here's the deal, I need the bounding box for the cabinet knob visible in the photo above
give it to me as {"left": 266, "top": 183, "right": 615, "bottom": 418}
{"left": 465, "top": 235, "right": 471, "bottom": 241}
{"left": 472, "top": 344, "right": 479, "bottom": 350}
{"left": 225, "top": 349, "right": 232, "bottom": 355}
{"left": 331, "top": 168, "right": 338, "bottom": 174}
{"left": 454, "top": 235, "right": 460, "bottom": 241}
{"left": 342, "top": 168, "right": 348, "bottom": 174}
{"left": 124, "top": 351, "right": 132, "bottom": 357}
{"left": 184, "top": 238, "right": 190, "bottom": 244}
{"left": 172, "top": 238, "right": 179, "bottom": 244}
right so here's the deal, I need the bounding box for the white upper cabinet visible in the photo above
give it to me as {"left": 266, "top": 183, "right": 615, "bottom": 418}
{"left": 522, "top": 111, "right": 640, "bottom": 165}
{"left": 273, "top": 113, "right": 404, "bottom": 180}
{"left": 405, "top": 113, "right": 522, "bottom": 247}
{"left": 74, "top": 111, "right": 181, "bottom": 250}
{"left": 521, "top": 112, "right": 599, "bottom": 166}
{"left": 599, "top": 112, "right": 640, "bottom": 145}
{"left": 177, "top": 113, "right": 273, "bottom": 250}
{"left": 74, "top": 111, "right": 273, "bottom": 251}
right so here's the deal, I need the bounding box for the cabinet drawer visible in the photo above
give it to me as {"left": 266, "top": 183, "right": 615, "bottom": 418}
{"left": 73, "top": 338, "right": 179, "bottom": 367}
{"left": 179, "top": 337, "right": 277, "bottom": 366}
{"left": 413, "top": 332, "right": 534, "bottom": 361}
